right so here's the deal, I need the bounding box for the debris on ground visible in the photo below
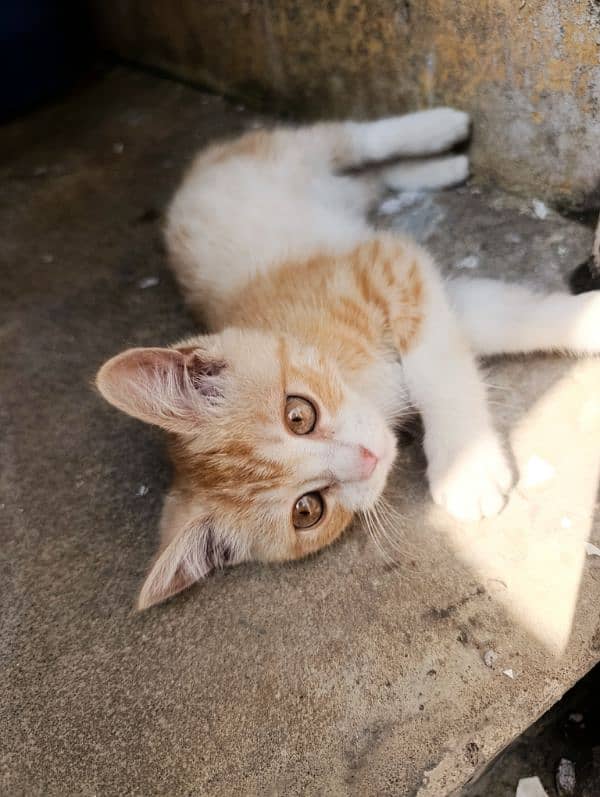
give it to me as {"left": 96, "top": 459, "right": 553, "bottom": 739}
{"left": 41, "top": 253, "right": 54, "bottom": 263}
{"left": 532, "top": 199, "right": 549, "bottom": 220}
{"left": 503, "top": 668, "right": 515, "bottom": 679}
{"left": 585, "top": 541, "right": 600, "bottom": 557}
{"left": 112, "top": 142, "right": 125, "bottom": 155}
{"left": 522, "top": 455, "right": 555, "bottom": 488}
{"left": 378, "top": 192, "right": 423, "bottom": 215}
{"left": 515, "top": 776, "right": 549, "bottom": 797}
{"left": 555, "top": 757, "right": 576, "bottom": 795}
{"left": 138, "top": 276, "right": 160, "bottom": 289}
{"left": 455, "top": 254, "right": 480, "bottom": 270}
{"left": 136, "top": 485, "right": 149, "bottom": 497}
{"left": 483, "top": 649, "right": 498, "bottom": 668}
{"left": 505, "top": 231, "right": 522, "bottom": 244}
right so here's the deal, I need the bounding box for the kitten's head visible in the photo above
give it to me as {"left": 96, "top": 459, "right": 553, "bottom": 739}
{"left": 97, "top": 328, "right": 396, "bottom": 608}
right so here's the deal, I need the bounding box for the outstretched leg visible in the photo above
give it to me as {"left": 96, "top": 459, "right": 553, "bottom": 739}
{"left": 447, "top": 277, "right": 600, "bottom": 356}
{"left": 304, "top": 108, "right": 470, "bottom": 171}
{"left": 393, "top": 253, "right": 512, "bottom": 521}
{"left": 380, "top": 154, "right": 470, "bottom": 191}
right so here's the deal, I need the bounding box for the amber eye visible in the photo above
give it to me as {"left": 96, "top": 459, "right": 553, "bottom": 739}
{"left": 292, "top": 492, "right": 324, "bottom": 529}
{"left": 285, "top": 396, "right": 317, "bottom": 435}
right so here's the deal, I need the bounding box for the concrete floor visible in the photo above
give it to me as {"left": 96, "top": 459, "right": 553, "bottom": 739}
{"left": 1, "top": 68, "right": 600, "bottom": 797}
{"left": 464, "top": 662, "right": 600, "bottom": 797}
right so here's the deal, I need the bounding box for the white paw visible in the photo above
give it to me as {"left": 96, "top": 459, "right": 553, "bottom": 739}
{"left": 409, "top": 108, "right": 471, "bottom": 154}
{"left": 428, "top": 435, "right": 513, "bottom": 522}
{"left": 443, "top": 153, "right": 470, "bottom": 185}
{"left": 383, "top": 154, "right": 470, "bottom": 192}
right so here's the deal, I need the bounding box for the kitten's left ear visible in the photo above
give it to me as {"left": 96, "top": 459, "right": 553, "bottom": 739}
{"left": 96, "top": 344, "right": 226, "bottom": 434}
{"left": 138, "top": 516, "right": 237, "bottom": 610}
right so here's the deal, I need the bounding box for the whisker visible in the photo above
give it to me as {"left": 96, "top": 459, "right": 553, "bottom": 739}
{"left": 361, "top": 495, "right": 417, "bottom": 566}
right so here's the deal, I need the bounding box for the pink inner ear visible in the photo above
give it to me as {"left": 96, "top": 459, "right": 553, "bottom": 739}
{"left": 178, "top": 348, "right": 227, "bottom": 399}
{"left": 96, "top": 346, "right": 227, "bottom": 431}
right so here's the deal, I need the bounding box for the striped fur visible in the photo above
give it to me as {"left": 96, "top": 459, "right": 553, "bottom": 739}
{"left": 97, "top": 110, "right": 600, "bottom": 607}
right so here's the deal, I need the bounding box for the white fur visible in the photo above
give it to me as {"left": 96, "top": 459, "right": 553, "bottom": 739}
{"left": 167, "top": 110, "right": 600, "bottom": 522}
{"left": 382, "top": 155, "right": 469, "bottom": 191}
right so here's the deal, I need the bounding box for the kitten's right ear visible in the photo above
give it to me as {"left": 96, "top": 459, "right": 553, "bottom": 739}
{"left": 96, "top": 345, "right": 226, "bottom": 434}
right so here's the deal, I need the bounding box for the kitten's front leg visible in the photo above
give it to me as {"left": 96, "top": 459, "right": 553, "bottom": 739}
{"left": 398, "top": 263, "right": 513, "bottom": 521}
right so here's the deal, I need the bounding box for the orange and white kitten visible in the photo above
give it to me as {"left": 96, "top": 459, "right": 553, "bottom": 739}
{"left": 97, "top": 109, "right": 600, "bottom": 609}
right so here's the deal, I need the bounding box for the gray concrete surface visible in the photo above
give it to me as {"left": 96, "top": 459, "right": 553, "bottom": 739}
{"left": 90, "top": 1, "right": 600, "bottom": 208}
{"left": 1, "top": 68, "right": 600, "bottom": 796}
{"left": 463, "top": 661, "right": 600, "bottom": 796}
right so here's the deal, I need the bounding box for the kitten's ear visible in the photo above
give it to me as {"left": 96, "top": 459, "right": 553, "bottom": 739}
{"left": 138, "top": 517, "right": 236, "bottom": 610}
{"left": 96, "top": 345, "right": 226, "bottom": 433}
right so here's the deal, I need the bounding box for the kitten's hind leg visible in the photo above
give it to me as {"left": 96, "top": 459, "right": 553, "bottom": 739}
{"left": 381, "top": 154, "right": 470, "bottom": 191}
{"left": 447, "top": 277, "right": 600, "bottom": 356}
{"left": 323, "top": 108, "right": 470, "bottom": 170}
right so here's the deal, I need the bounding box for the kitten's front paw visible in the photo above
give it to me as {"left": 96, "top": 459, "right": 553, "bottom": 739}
{"left": 428, "top": 436, "right": 513, "bottom": 522}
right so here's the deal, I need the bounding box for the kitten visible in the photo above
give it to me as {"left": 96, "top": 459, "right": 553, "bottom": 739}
{"left": 96, "top": 109, "right": 600, "bottom": 609}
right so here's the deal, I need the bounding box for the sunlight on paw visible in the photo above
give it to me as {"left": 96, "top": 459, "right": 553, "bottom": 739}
{"left": 429, "top": 437, "right": 512, "bottom": 522}
{"left": 428, "top": 362, "right": 600, "bottom": 656}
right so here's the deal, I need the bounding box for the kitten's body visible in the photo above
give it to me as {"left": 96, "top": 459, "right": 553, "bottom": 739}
{"left": 97, "top": 109, "right": 600, "bottom": 608}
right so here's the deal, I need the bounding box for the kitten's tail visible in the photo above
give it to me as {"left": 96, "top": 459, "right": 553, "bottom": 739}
{"left": 447, "top": 277, "right": 600, "bottom": 357}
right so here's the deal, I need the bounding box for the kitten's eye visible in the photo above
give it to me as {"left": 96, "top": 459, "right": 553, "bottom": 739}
{"left": 293, "top": 492, "right": 324, "bottom": 529}
{"left": 285, "top": 396, "right": 317, "bottom": 435}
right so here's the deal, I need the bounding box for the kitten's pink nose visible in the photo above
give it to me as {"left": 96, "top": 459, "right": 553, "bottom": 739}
{"left": 359, "top": 446, "right": 378, "bottom": 479}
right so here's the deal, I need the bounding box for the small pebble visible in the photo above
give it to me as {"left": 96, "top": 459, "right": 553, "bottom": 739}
{"left": 483, "top": 649, "right": 498, "bottom": 668}
{"left": 532, "top": 199, "right": 549, "bottom": 219}
{"left": 502, "top": 668, "right": 515, "bottom": 679}
{"left": 41, "top": 253, "right": 54, "bottom": 264}
{"left": 555, "top": 757, "right": 576, "bottom": 796}
{"left": 137, "top": 485, "right": 149, "bottom": 497}
{"left": 138, "top": 276, "right": 159, "bottom": 289}
{"left": 568, "top": 712, "right": 583, "bottom": 723}
{"left": 505, "top": 231, "right": 522, "bottom": 244}
{"left": 516, "top": 777, "right": 549, "bottom": 797}
{"left": 585, "top": 541, "right": 600, "bottom": 557}
{"left": 455, "top": 254, "right": 480, "bottom": 270}
{"left": 378, "top": 192, "right": 423, "bottom": 215}
{"left": 557, "top": 245, "right": 568, "bottom": 256}
{"left": 112, "top": 142, "right": 125, "bottom": 155}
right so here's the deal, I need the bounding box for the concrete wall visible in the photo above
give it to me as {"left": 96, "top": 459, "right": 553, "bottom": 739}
{"left": 91, "top": 0, "right": 600, "bottom": 208}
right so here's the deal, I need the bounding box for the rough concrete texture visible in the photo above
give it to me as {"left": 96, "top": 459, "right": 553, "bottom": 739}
{"left": 89, "top": 1, "right": 600, "bottom": 208}
{"left": 463, "top": 663, "right": 600, "bottom": 796}
{"left": 1, "top": 68, "right": 600, "bottom": 797}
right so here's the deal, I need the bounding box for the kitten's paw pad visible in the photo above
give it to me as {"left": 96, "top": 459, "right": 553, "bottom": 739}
{"left": 429, "top": 438, "right": 512, "bottom": 522}
{"left": 414, "top": 108, "right": 471, "bottom": 152}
